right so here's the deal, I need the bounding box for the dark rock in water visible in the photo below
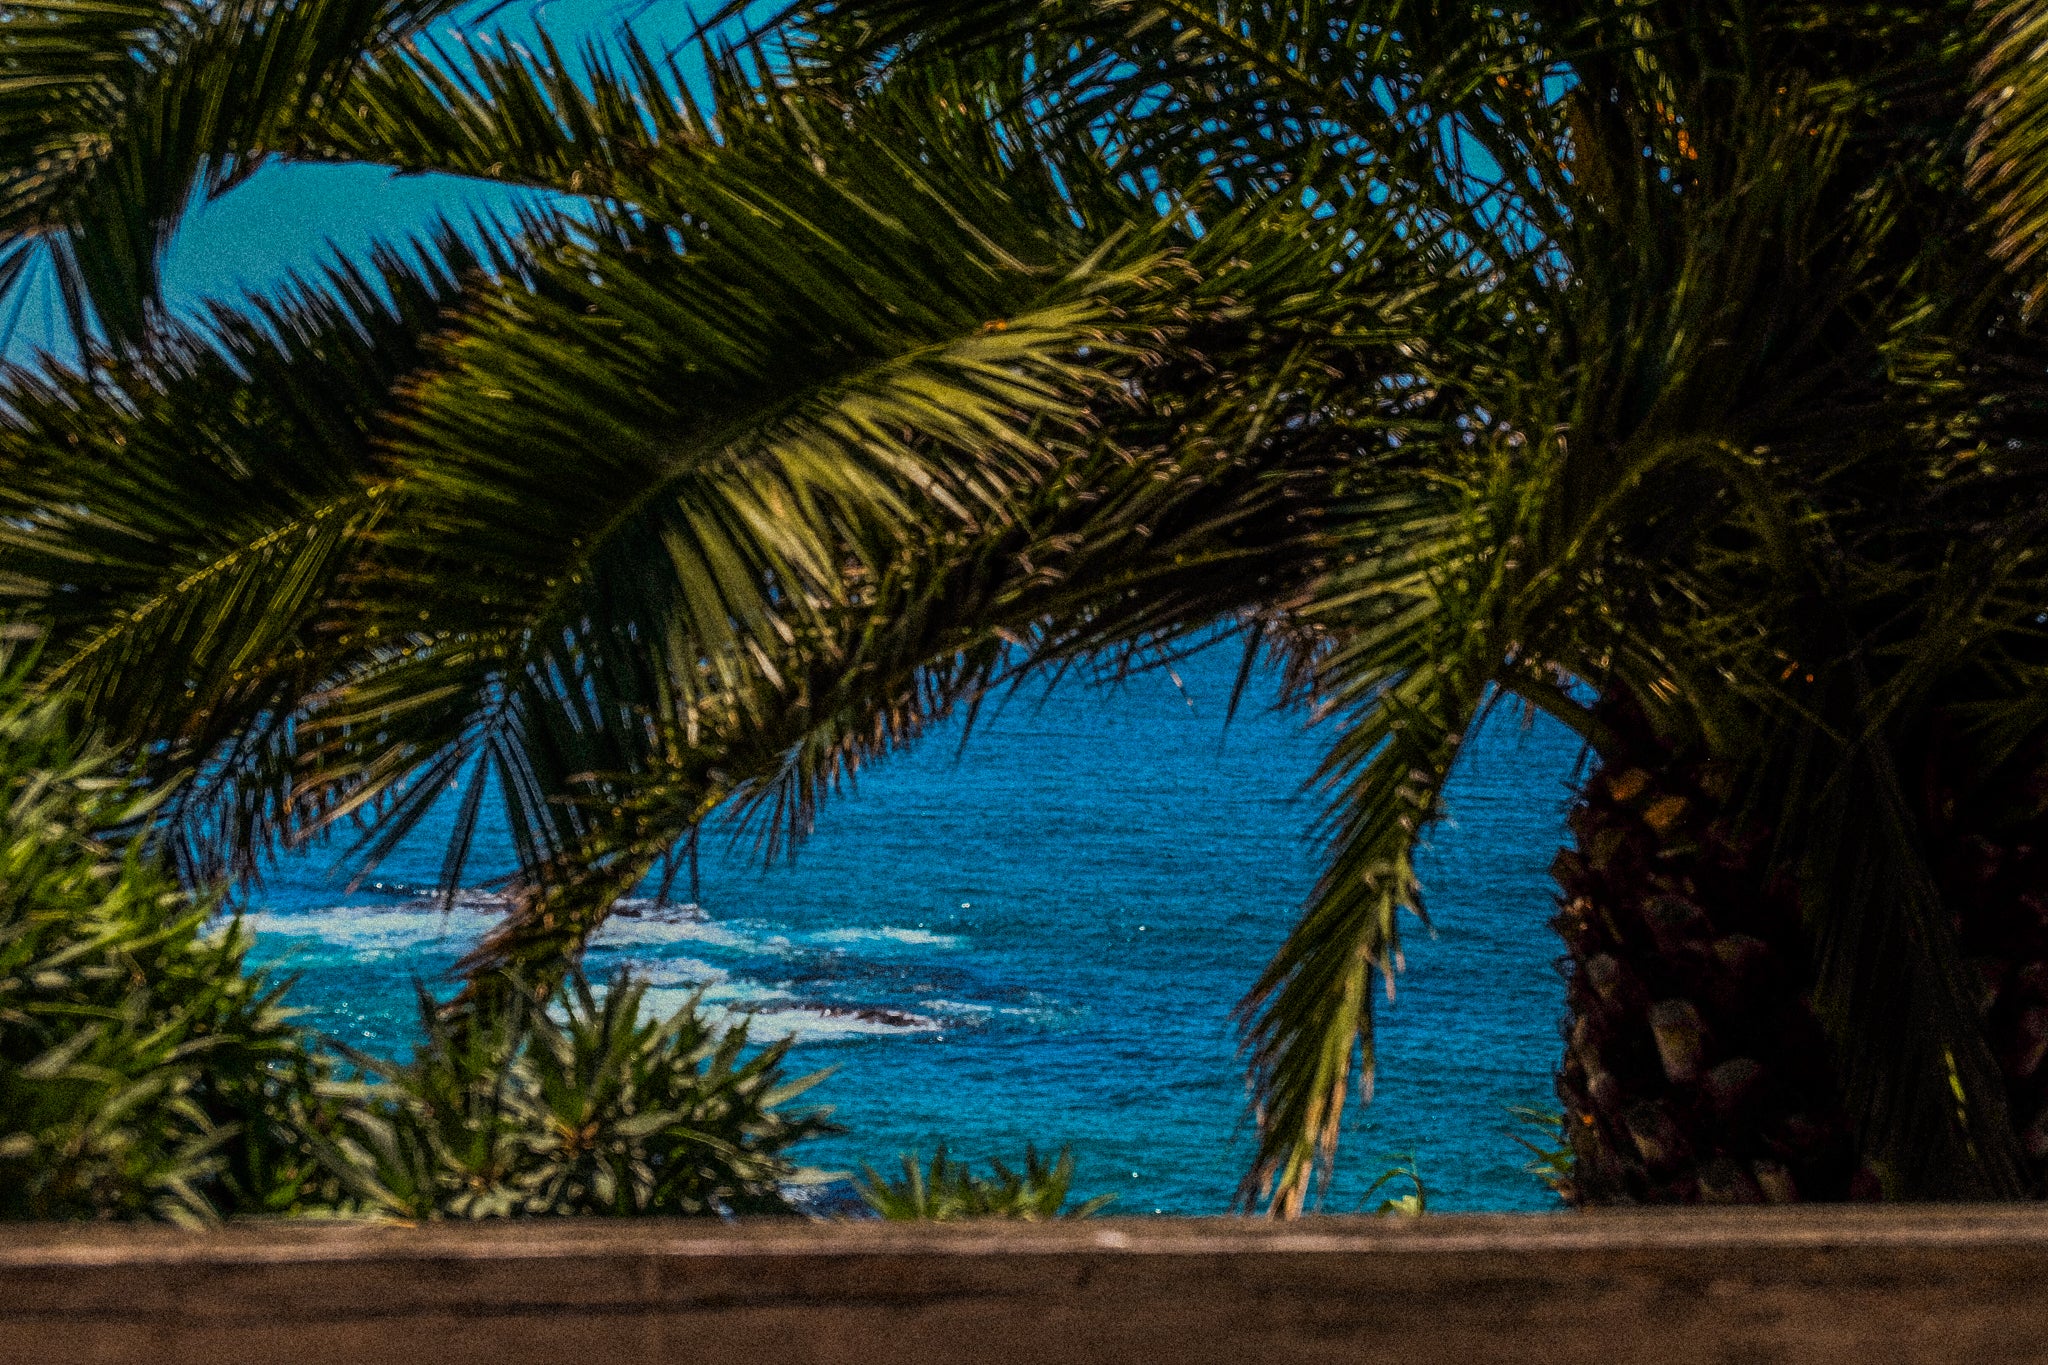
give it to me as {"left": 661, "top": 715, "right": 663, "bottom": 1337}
{"left": 781, "top": 1179, "right": 874, "bottom": 1220}
{"left": 610, "top": 898, "right": 707, "bottom": 923}
{"left": 758, "top": 1002, "right": 939, "bottom": 1030}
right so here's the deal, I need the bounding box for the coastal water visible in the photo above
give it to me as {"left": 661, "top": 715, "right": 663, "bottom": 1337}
{"left": 0, "top": 0, "right": 1590, "bottom": 1215}
{"left": 242, "top": 645, "right": 1584, "bottom": 1214}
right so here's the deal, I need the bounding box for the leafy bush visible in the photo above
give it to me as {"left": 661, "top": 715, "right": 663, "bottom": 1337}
{"left": 0, "top": 651, "right": 836, "bottom": 1223}
{"left": 856, "top": 1144, "right": 1114, "bottom": 1221}
{"left": 0, "top": 666, "right": 331, "bottom": 1223}
{"left": 315, "top": 970, "right": 838, "bottom": 1218}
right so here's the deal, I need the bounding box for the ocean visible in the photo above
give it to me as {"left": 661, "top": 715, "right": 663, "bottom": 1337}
{"left": 241, "top": 644, "right": 1584, "bottom": 1214}
{"left": 0, "top": 0, "right": 1589, "bottom": 1216}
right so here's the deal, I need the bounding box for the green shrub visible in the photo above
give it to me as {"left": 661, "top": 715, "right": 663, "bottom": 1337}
{"left": 0, "top": 652, "right": 836, "bottom": 1223}
{"left": 856, "top": 1144, "right": 1114, "bottom": 1221}
{"left": 0, "top": 667, "right": 332, "bottom": 1223}
{"left": 314, "top": 970, "right": 839, "bottom": 1218}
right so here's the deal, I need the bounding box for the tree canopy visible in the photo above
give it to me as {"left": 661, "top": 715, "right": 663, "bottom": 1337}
{"left": 5, "top": 0, "right": 2048, "bottom": 1211}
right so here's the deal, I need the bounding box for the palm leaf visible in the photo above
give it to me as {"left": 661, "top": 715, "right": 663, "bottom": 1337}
{"left": 1972, "top": 0, "right": 2048, "bottom": 312}
{"left": 0, "top": 0, "right": 470, "bottom": 349}
{"left": 0, "top": 223, "right": 516, "bottom": 879}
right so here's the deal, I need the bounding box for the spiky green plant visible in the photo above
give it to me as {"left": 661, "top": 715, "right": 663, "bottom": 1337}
{"left": 1360, "top": 1157, "right": 1426, "bottom": 1218}
{"left": 0, "top": 646, "right": 332, "bottom": 1222}
{"left": 1507, "top": 1107, "right": 1574, "bottom": 1204}
{"left": 314, "top": 969, "right": 837, "bottom": 1219}
{"left": 855, "top": 1144, "right": 1114, "bottom": 1222}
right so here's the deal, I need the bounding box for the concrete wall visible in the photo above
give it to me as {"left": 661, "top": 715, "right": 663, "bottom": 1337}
{"left": 6, "top": 1207, "right": 2048, "bottom": 1363}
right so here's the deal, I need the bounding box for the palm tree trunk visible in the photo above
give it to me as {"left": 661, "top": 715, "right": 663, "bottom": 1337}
{"left": 1928, "top": 723, "right": 2048, "bottom": 1189}
{"left": 1551, "top": 701, "right": 1865, "bottom": 1204}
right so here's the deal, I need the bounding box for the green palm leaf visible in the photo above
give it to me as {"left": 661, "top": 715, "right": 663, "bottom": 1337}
{"left": 0, "top": 0, "right": 466, "bottom": 348}
{"left": 0, "top": 224, "right": 516, "bottom": 878}
{"left": 1972, "top": 0, "right": 2048, "bottom": 311}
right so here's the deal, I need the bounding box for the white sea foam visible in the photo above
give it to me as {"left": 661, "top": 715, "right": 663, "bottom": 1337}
{"left": 699, "top": 981, "right": 796, "bottom": 1008}
{"left": 607, "top": 897, "right": 710, "bottom": 923}
{"left": 638, "top": 982, "right": 797, "bottom": 1017}
{"left": 245, "top": 898, "right": 960, "bottom": 960}
{"left": 588, "top": 918, "right": 769, "bottom": 952}
{"left": 809, "top": 927, "right": 962, "bottom": 949}
{"left": 243, "top": 900, "right": 989, "bottom": 1048}
{"left": 746, "top": 1002, "right": 946, "bottom": 1041}
{"left": 623, "top": 957, "right": 732, "bottom": 988}
{"left": 918, "top": 998, "right": 1059, "bottom": 1025}
{"left": 237, "top": 908, "right": 479, "bottom": 959}
{"left": 241, "top": 902, "right": 961, "bottom": 985}
{"left": 637, "top": 987, "right": 940, "bottom": 1040}
{"left": 241, "top": 903, "right": 774, "bottom": 957}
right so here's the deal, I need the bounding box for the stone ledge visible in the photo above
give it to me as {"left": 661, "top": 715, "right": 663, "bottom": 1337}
{"left": 5, "top": 1207, "right": 2046, "bottom": 1364}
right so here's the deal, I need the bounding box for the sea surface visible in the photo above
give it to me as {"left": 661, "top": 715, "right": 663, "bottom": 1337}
{"left": 4, "top": 0, "right": 1588, "bottom": 1215}
{"left": 241, "top": 646, "right": 1585, "bottom": 1214}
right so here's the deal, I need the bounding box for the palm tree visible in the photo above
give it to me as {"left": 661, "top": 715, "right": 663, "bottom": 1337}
{"left": 0, "top": 9, "right": 1418, "bottom": 1067}
{"left": 776, "top": 0, "right": 2048, "bottom": 1210}
{"left": 6, "top": 0, "right": 2048, "bottom": 1215}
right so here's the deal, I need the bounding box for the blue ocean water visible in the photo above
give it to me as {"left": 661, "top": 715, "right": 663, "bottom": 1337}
{"left": 2, "top": 0, "right": 1585, "bottom": 1214}
{"left": 241, "top": 646, "right": 1582, "bottom": 1214}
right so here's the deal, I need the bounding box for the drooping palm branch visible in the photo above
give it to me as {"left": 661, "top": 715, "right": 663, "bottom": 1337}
{"left": 0, "top": 0, "right": 474, "bottom": 349}
{"left": 0, "top": 23, "right": 1444, "bottom": 990}
{"left": 760, "top": 0, "right": 2048, "bottom": 1211}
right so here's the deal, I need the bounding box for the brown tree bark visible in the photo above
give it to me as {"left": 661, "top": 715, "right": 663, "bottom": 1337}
{"left": 1551, "top": 704, "right": 1862, "bottom": 1205}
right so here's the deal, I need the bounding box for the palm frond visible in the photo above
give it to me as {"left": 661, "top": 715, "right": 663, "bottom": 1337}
{"left": 1972, "top": 0, "right": 2048, "bottom": 312}
{"left": 439, "top": 177, "right": 1447, "bottom": 982}
{"left": 1236, "top": 542, "right": 1499, "bottom": 1212}
{"left": 295, "top": 24, "right": 710, "bottom": 196}
{"left": 0, "top": 223, "right": 512, "bottom": 879}
{"left": 0, "top": 0, "right": 466, "bottom": 349}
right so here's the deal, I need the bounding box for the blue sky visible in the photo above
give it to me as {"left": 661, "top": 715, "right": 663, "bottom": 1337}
{"left": 7, "top": 0, "right": 766, "bottom": 356}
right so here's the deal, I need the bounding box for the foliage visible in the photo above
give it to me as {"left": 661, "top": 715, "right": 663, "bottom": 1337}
{"left": 0, "top": 650, "right": 331, "bottom": 1222}
{"left": 1360, "top": 1156, "right": 1427, "bottom": 1218}
{"left": 761, "top": 0, "right": 2048, "bottom": 1211}
{"left": 0, "top": 649, "right": 836, "bottom": 1223}
{"left": 1972, "top": 0, "right": 2048, "bottom": 312}
{"left": 1507, "top": 1107, "right": 1573, "bottom": 1203}
{"left": 0, "top": 20, "right": 1424, "bottom": 1003}
{"left": 0, "top": 0, "right": 462, "bottom": 349}
{"left": 313, "top": 969, "right": 837, "bottom": 1219}
{"left": 10, "top": 0, "right": 2048, "bottom": 1218}
{"left": 855, "top": 1144, "right": 1114, "bottom": 1221}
